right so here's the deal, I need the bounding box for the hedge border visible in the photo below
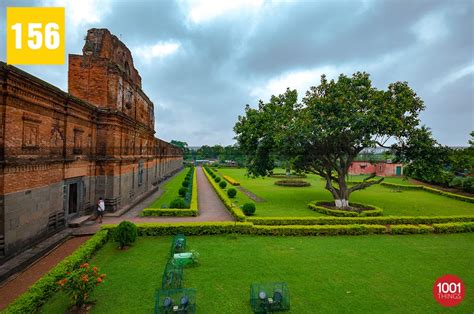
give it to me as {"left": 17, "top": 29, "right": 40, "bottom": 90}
{"left": 203, "top": 167, "right": 246, "bottom": 221}
{"left": 308, "top": 201, "right": 383, "bottom": 217}
{"left": 223, "top": 175, "right": 240, "bottom": 186}
{"left": 5, "top": 220, "right": 474, "bottom": 311}
{"left": 142, "top": 167, "right": 198, "bottom": 217}
{"left": 3, "top": 230, "right": 109, "bottom": 314}
{"left": 275, "top": 180, "right": 311, "bottom": 187}
{"left": 247, "top": 215, "right": 474, "bottom": 225}
{"left": 100, "top": 221, "right": 474, "bottom": 236}
{"left": 348, "top": 181, "right": 474, "bottom": 203}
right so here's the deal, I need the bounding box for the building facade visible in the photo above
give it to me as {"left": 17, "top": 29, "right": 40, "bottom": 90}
{"left": 0, "top": 28, "right": 183, "bottom": 260}
{"left": 349, "top": 161, "right": 403, "bottom": 177}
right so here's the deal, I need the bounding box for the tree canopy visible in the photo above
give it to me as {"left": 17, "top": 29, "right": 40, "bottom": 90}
{"left": 235, "top": 72, "right": 426, "bottom": 209}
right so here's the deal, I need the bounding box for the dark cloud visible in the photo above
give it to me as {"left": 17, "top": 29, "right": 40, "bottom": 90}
{"left": 0, "top": 0, "right": 472, "bottom": 146}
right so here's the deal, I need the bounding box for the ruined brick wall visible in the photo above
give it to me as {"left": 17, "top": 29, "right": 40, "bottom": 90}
{"left": 0, "top": 28, "right": 183, "bottom": 260}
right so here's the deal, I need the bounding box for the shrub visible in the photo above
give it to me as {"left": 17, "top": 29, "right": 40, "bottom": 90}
{"left": 462, "top": 177, "right": 474, "bottom": 193}
{"left": 227, "top": 188, "right": 237, "bottom": 198}
{"left": 182, "top": 181, "right": 189, "bottom": 188}
{"left": 57, "top": 263, "right": 106, "bottom": 308}
{"left": 214, "top": 177, "right": 221, "bottom": 183}
{"left": 114, "top": 221, "right": 137, "bottom": 249}
{"left": 223, "top": 175, "right": 240, "bottom": 186}
{"left": 178, "top": 187, "right": 188, "bottom": 197}
{"left": 3, "top": 230, "right": 109, "bottom": 314}
{"left": 449, "top": 176, "right": 464, "bottom": 188}
{"left": 219, "top": 181, "right": 227, "bottom": 188}
{"left": 170, "top": 198, "right": 187, "bottom": 209}
{"left": 242, "top": 203, "right": 256, "bottom": 216}
{"left": 275, "top": 180, "right": 310, "bottom": 187}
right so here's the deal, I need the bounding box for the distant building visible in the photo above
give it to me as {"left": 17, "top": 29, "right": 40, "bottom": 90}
{"left": 349, "top": 161, "right": 403, "bottom": 177}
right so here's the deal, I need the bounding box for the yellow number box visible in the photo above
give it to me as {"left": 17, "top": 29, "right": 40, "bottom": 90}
{"left": 7, "top": 7, "right": 65, "bottom": 65}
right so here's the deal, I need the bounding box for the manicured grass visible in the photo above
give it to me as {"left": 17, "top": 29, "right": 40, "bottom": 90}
{"left": 41, "top": 234, "right": 474, "bottom": 313}
{"left": 148, "top": 169, "right": 186, "bottom": 208}
{"left": 217, "top": 168, "right": 474, "bottom": 217}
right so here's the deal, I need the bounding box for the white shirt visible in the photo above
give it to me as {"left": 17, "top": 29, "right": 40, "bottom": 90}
{"left": 98, "top": 200, "right": 105, "bottom": 212}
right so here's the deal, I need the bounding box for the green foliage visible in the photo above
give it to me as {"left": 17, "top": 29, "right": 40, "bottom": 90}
{"left": 57, "top": 263, "right": 106, "bottom": 307}
{"left": 182, "top": 181, "right": 190, "bottom": 188}
{"left": 248, "top": 215, "right": 474, "bottom": 225}
{"left": 242, "top": 202, "right": 256, "bottom": 216}
{"left": 178, "top": 187, "right": 188, "bottom": 197}
{"left": 203, "top": 167, "right": 246, "bottom": 221}
{"left": 235, "top": 72, "right": 426, "bottom": 205}
{"left": 227, "top": 188, "right": 237, "bottom": 198}
{"left": 433, "top": 222, "right": 474, "bottom": 233}
{"left": 219, "top": 180, "right": 227, "bottom": 188}
{"left": 3, "top": 230, "right": 108, "bottom": 314}
{"left": 214, "top": 176, "right": 221, "bottom": 183}
{"left": 114, "top": 221, "right": 137, "bottom": 249}
{"left": 462, "top": 177, "right": 474, "bottom": 193}
{"left": 390, "top": 225, "right": 433, "bottom": 234}
{"left": 308, "top": 201, "right": 383, "bottom": 217}
{"left": 170, "top": 198, "right": 187, "bottom": 209}
{"left": 142, "top": 208, "right": 198, "bottom": 217}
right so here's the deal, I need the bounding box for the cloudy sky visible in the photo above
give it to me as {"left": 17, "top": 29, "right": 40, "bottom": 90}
{"left": 1, "top": 0, "right": 473, "bottom": 146}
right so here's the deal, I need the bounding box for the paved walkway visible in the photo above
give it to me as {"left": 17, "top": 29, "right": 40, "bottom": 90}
{"left": 74, "top": 166, "right": 233, "bottom": 235}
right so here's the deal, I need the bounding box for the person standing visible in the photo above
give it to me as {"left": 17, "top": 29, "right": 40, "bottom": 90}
{"left": 97, "top": 197, "right": 105, "bottom": 223}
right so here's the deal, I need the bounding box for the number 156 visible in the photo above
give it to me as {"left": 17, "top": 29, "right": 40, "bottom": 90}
{"left": 11, "top": 22, "right": 60, "bottom": 50}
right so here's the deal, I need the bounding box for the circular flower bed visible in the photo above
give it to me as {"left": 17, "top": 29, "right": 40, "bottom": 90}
{"left": 270, "top": 173, "right": 307, "bottom": 179}
{"left": 308, "top": 200, "right": 383, "bottom": 217}
{"left": 275, "top": 180, "right": 311, "bottom": 187}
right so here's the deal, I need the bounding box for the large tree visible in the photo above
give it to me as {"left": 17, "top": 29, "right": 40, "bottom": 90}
{"left": 235, "top": 72, "right": 425, "bottom": 209}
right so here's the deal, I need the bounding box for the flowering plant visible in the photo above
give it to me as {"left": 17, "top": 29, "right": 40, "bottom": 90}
{"left": 57, "top": 263, "right": 106, "bottom": 307}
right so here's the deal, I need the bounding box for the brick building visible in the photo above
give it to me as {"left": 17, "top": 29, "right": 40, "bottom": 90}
{"left": 0, "top": 29, "right": 183, "bottom": 260}
{"left": 349, "top": 161, "right": 403, "bottom": 177}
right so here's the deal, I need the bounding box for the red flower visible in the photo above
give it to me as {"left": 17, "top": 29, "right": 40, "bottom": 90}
{"left": 82, "top": 275, "right": 89, "bottom": 282}
{"left": 93, "top": 266, "right": 98, "bottom": 272}
{"left": 97, "top": 277, "right": 103, "bottom": 283}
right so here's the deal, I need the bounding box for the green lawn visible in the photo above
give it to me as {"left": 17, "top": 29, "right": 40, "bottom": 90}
{"left": 217, "top": 168, "right": 474, "bottom": 217}
{"left": 148, "top": 169, "right": 186, "bottom": 208}
{"left": 42, "top": 234, "right": 474, "bottom": 313}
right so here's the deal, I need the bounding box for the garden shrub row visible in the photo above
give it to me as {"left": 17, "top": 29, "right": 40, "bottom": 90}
{"left": 247, "top": 215, "right": 474, "bottom": 226}
{"left": 4, "top": 230, "right": 109, "bottom": 314}
{"left": 203, "top": 167, "right": 246, "bottom": 221}
{"left": 142, "top": 167, "right": 198, "bottom": 217}
{"left": 364, "top": 181, "right": 474, "bottom": 203}
{"left": 101, "top": 221, "right": 474, "bottom": 237}
{"left": 308, "top": 201, "right": 383, "bottom": 217}
{"left": 223, "top": 175, "right": 240, "bottom": 186}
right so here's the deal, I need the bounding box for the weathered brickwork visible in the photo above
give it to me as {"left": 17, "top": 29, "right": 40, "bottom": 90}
{"left": 0, "top": 28, "right": 183, "bottom": 259}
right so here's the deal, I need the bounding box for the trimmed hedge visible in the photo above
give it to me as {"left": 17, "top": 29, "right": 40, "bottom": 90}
{"left": 3, "top": 230, "right": 109, "bottom": 314}
{"left": 142, "top": 168, "right": 198, "bottom": 217}
{"left": 223, "top": 175, "right": 240, "bottom": 186}
{"left": 433, "top": 222, "right": 474, "bottom": 233}
{"left": 252, "top": 224, "right": 386, "bottom": 236}
{"left": 203, "top": 166, "right": 246, "bottom": 221}
{"left": 102, "top": 222, "right": 254, "bottom": 236}
{"left": 357, "top": 181, "right": 474, "bottom": 203}
{"left": 247, "top": 215, "right": 474, "bottom": 226}
{"left": 390, "top": 224, "right": 433, "bottom": 234}
{"left": 308, "top": 201, "right": 383, "bottom": 217}
{"left": 275, "top": 180, "right": 311, "bottom": 187}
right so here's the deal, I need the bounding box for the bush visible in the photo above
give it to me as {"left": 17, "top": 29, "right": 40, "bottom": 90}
{"left": 179, "top": 187, "right": 188, "bottom": 197}
{"left": 170, "top": 198, "right": 187, "bottom": 209}
{"left": 227, "top": 188, "right": 237, "bottom": 198}
{"left": 308, "top": 201, "right": 383, "bottom": 217}
{"left": 449, "top": 176, "right": 464, "bottom": 188}
{"left": 214, "top": 177, "right": 221, "bottom": 183}
{"left": 142, "top": 208, "right": 198, "bottom": 217}
{"left": 114, "top": 221, "right": 137, "bottom": 249}
{"left": 275, "top": 180, "right": 311, "bottom": 187}
{"left": 182, "top": 181, "right": 189, "bottom": 188}
{"left": 462, "top": 177, "right": 474, "bottom": 193}
{"left": 58, "top": 263, "right": 106, "bottom": 308}
{"left": 242, "top": 203, "right": 256, "bottom": 216}
{"left": 223, "top": 175, "right": 240, "bottom": 186}
{"left": 219, "top": 181, "right": 227, "bottom": 188}
{"left": 3, "top": 230, "right": 109, "bottom": 314}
